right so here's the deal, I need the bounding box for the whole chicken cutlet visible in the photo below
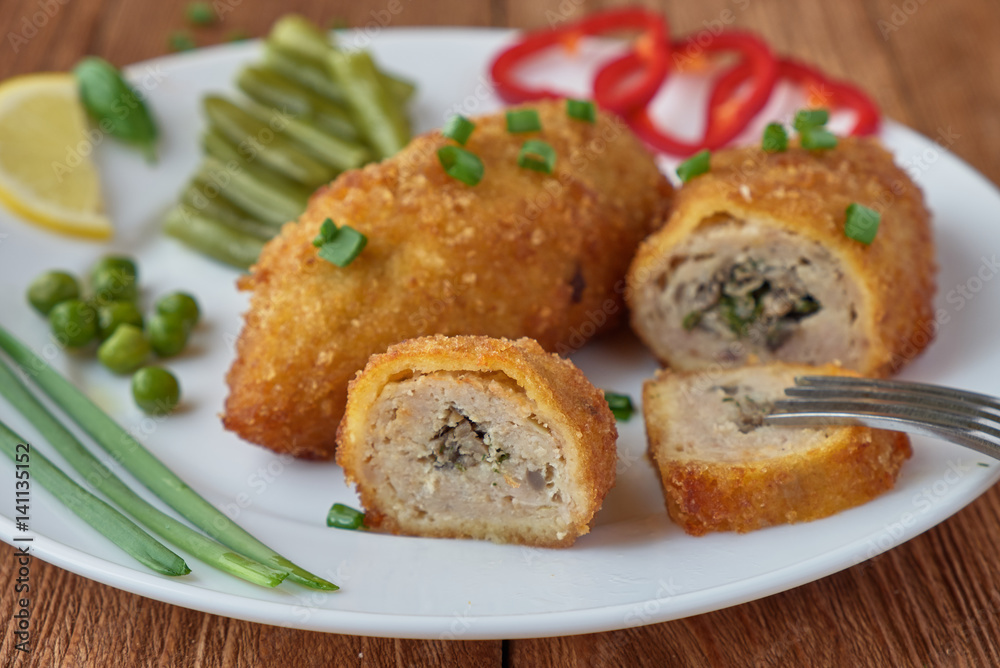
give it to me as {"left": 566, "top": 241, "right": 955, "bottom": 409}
{"left": 223, "top": 99, "right": 671, "bottom": 459}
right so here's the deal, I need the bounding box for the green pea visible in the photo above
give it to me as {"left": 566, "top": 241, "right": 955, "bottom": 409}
{"left": 97, "top": 324, "right": 151, "bottom": 374}
{"left": 97, "top": 301, "right": 144, "bottom": 339}
{"left": 90, "top": 255, "right": 138, "bottom": 283}
{"left": 27, "top": 271, "right": 81, "bottom": 315}
{"left": 49, "top": 299, "right": 98, "bottom": 348}
{"left": 186, "top": 2, "right": 215, "bottom": 25}
{"left": 155, "top": 292, "right": 200, "bottom": 329}
{"left": 91, "top": 267, "right": 138, "bottom": 304}
{"left": 132, "top": 366, "right": 181, "bottom": 415}
{"left": 148, "top": 313, "right": 190, "bottom": 357}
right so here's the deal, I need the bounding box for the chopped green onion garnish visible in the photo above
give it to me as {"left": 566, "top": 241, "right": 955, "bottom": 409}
{"left": 762, "top": 123, "right": 788, "bottom": 153}
{"left": 312, "top": 218, "right": 367, "bottom": 267}
{"left": 677, "top": 149, "right": 711, "bottom": 183}
{"left": 312, "top": 218, "right": 336, "bottom": 247}
{"left": 800, "top": 127, "right": 838, "bottom": 150}
{"left": 437, "top": 145, "right": 485, "bottom": 186}
{"left": 323, "top": 229, "right": 366, "bottom": 266}
{"left": 185, "top": 2, "right": 216, "bottom": 26}
{"left": 844, "top": 203, "right": 881, "bottom": 244}
{"left": 517, "top": 140, "right": 557, "bottom": 174}
{"left": 793, "top": 108, "right": 830, "bottom": 131}
{"left": 682, "top": 311, "right": 702, "bottom": 331}
{"left": 604, "top": 391, "right": 634, "bottom": 422}
{"left": 327, "top": 503, "right": 366, "bottom": 530}
{"left": 506, "top": 109, "right": 542, "bottom": 133}
{"left": 168, "top": 31, "right": 196, "bottom": 52}
{"left": 227, "top": 30, "right": 250, "bottom": 43}
{"left": 566, "top": 99, "right": 596, "bottom": 123}
{"left": 442, "top": 115, "right": 475, "bottom": 145}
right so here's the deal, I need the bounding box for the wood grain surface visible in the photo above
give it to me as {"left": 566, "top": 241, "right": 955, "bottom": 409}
{"left": 2, "top": 0, "right": 999, "bottom": 666}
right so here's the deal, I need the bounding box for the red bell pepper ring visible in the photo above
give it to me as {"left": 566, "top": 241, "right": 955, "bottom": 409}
{"left": 708, "top": 57, "right": 880, "bottom": 137}
{"left": 776, "top": 59, "right": 880, "bottom": 135}
{"left": 489, "top": 7, "right": 670, "bottom": 110}
{"left": 595, "top": 30, "right": 779, "bottom": 156}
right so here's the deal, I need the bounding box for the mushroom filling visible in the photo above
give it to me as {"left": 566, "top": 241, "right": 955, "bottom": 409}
{"left": 715, "top": 385, "right": 775, "bottom": 434}
{"left": 427, "top": 408, "right": 509, "bottom": 473}
{"left": 681, "top": 257, "right": 821, "bottom": 350}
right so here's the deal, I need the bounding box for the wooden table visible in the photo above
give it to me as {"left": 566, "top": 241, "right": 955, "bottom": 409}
{"left": 2, "top": 0, "right": 999, "bottom": 665}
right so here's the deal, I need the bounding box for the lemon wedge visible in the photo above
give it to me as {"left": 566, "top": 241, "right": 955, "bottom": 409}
{"left": 0, "top": 73, "right": 111, "bottom": 239}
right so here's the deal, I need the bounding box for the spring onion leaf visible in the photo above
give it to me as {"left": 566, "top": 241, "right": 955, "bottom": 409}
{"left": 517, "top": 140, "right": 556, "bottom": 174}
{"left": 442, "top": 115, "right": 475, "bottom": 145}
{"left": 682, "top": 311, "right": 702, "bottom": 331}
{"left": 0, "top": 358, "right": 287, "bottom": 586}
{"left": 762, "top": 123, "right": 788, "bottom": 153}
{"left": 800, "top": 127, "right": 838, "bottom": 150}
{"left": 0, "top": 324, "right": 338, "bottom": 591}
{"left": 793, "top": 108, "right": 830, "bottom": 131}
{"left": 566, "top": 99, "right": 596, "bottom": 123}
{"left": 312, "top": 218, "right": 367, "bottom": 267}
{"left": 677, "top": 149, "right": 711, "bottom": 183}
{"left": 437, "top": 145, "right": 484, "bottom": 185}
{"left": 506, "top": 109, "right": 542, "bottom": 133}
{"left": 312, "top": 218, "right": 336, "bottom": 247}
{"left": 844, "top": 203, "right": 881, "bottom": 244}
{"left": 319, "top": 227, "right": 366, "bottom": 267}
{"left": 327, "top": 503, "right": 366, "bottom": 530}
{"left": 0, "top": 419, "right": 189, "bottom": 577}
{"left": 604, "top": 391, "right": 634, "bottom": 422}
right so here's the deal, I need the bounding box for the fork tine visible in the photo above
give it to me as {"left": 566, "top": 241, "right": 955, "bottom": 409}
{"left": 783, "top": 386, "right": 1000, "bottom": 423}
{"left": 764, "top": 404, "right": 1000, "bottom": 460}
{"left": 770, "top": 399, "right": 1000, "bottom": 438}
{"left": 765, "top": 378, "right": 1000, "bottom": 460}
{"left": 795, "top": 375, "right": 1000, "bottom": 411}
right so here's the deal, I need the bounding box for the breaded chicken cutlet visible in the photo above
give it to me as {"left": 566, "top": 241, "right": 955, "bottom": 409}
{"left": 643, "top": 363, "right": 911, "bottom": 535}
{"left": 336, "top": 335, "right": 617, "bottom": 547}
{"left": 627, "top": 137, "right": 936, "bottom": 376}
{"left": 224, "top": 99, "right": 671, "bottom": 459}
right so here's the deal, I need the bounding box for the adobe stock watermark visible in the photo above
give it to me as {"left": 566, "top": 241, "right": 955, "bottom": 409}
{"left": 216, "top": 452, "right": 296, "bottom": 522}
{"left": 440, "top": 75, "right": 497, "bottom": 121}
{"left": 342, "top": 0, "right": 415, "bottom": 53}
{"left": 621, "top": 577, "right": 683, "bottom": 627}
{"left": 944, "top": 254, "right": 1000, "bottom": 313}
{"left": 282, "top": 562, "right": 353, "bottom": 626}
{"left": 876, "top": 0, "right": 933, "bottom": 40}
{"left": 856, "top": 457, "right": 975, "bottom": 564}
{"left": 7, "top": 0, "right": 69, "bottom": 53}
{"left": 178, "top": 106, "right": 294, "bottom": 227}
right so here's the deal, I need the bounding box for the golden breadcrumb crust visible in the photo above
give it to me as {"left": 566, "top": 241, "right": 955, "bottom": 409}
{"left": 644, "top": 363, "right": 912, "bottom": 535}
{"left": 627, "top": 137, "right": 936, "bottom": 376}
{"left": 224, "top": 99, "right": 670, "bottom": 459}
{"left": 336, "top": 335, "right": 618, "bottom": 547}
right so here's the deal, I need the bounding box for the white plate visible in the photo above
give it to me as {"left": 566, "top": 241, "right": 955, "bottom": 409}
{"left": 1, "top": 29, "right": 999, "bottom": 640}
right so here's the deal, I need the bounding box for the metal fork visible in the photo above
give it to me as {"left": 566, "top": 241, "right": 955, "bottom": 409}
{"left": 762, "top": 375, "right": 1000, "bottom": 460}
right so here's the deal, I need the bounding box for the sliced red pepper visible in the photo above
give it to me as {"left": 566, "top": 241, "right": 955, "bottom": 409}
{"left": 595, "top": 31, "right": 779, "bottom": 156}
{"left": 489, "top": 7, "right": 670, "bottom": 111}
{"left": 707, "top": 57, "right": 880, "bottom": 136}
{"left": 776, "top": 59, "right": 880, "bottom": 135}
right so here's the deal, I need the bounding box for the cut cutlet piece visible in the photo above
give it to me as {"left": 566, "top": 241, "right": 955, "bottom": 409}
{"left": 627, "top": 137, "right": 936, "bottom": 377}
{"left": 336, "top": 335, "right": 617, "bottom": 547}
{"left": 643, "top": 363, "right": 911, "bottom": 536}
